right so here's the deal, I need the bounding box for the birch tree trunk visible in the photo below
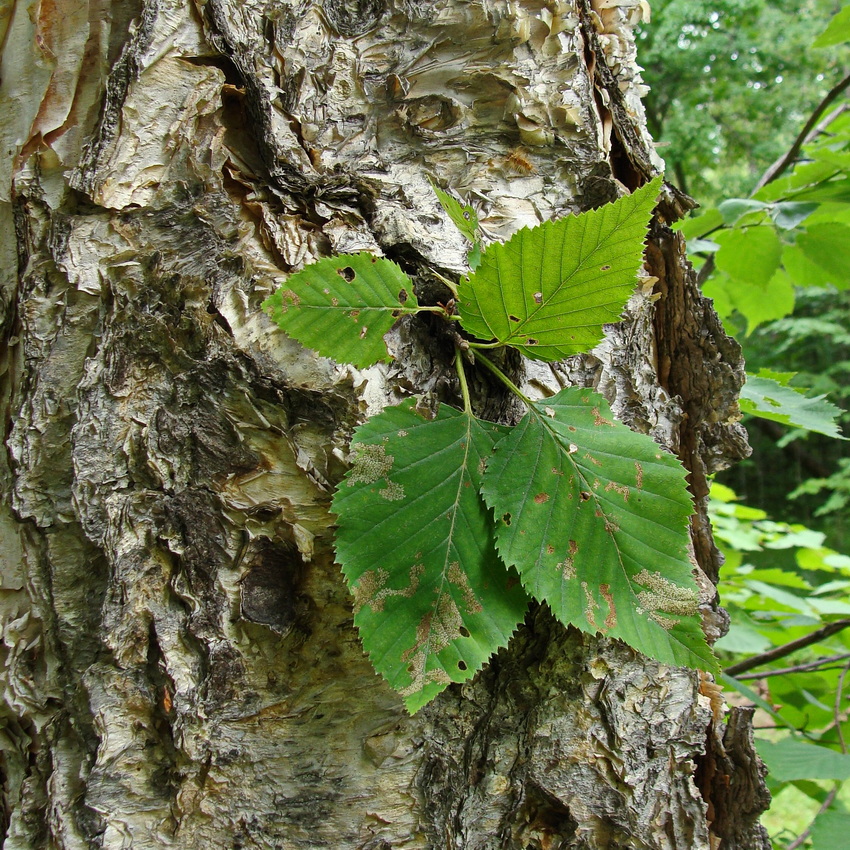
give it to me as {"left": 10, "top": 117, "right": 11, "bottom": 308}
{"left": 1, "top": 1, "right": 769, "bottom": 848}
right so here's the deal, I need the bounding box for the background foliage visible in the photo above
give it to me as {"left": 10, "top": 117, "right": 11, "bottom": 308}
{"left": 642, "top": 1, "right": 850, "bottom": 846}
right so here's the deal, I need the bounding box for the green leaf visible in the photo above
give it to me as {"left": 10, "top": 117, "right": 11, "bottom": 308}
{"left": 783, "top": 243, "right": 839, "bottom": 288}
{"left": 263, "top": 253, "right": 419, "bottom": 368}
{"left": 432, "top": 181, "right": 479, "bottom": 244}
{"left": 756, "top": 738, "right": 850, "bottom": 782}
{"left": 480, "top": 386, "right": 717, "bottom": 671}
{"left": 457, "top": 176, "right": 662, "bottom": 361}
{"left": 717, "top": 198, "right": 768, "bottom": 224}
{"left": 714, "top": 226, "right": 782, "bottom": 288}
{"left": 734, "top": 269, "right": 795, "bottom": 334}
{"left": 810, "top": 811, "right": 850, "bottom": 850}
{"left": 813, "top": 6, "right": 850, "bottom": 47}
{"left": 739, "top": 374, "right": 847, "bottom": 439}
{"left": 720, "top": 674, "right": 799, "bottom": 732}
{"left": 332, "top": 401, "right": 529, "bottom": 713}
{"left": 770, "top": 201, "right": 819, "bottom": 231}
{"left": 676, "top": 207, "right": 724, "bottom": 241}
{"left": 796, "top": 223, "right": 850, "bottom": 288}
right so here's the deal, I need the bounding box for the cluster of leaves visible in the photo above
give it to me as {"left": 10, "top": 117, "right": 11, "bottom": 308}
{"left": 265, "top": 177, "right": 718, "bottom": 712}
{"left": 712, "top": 482, "right": 850, "bottom": 848}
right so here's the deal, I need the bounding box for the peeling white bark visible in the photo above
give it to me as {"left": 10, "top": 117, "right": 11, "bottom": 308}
{"left": 1, "top": 2, "right": 767, "bottom": 848}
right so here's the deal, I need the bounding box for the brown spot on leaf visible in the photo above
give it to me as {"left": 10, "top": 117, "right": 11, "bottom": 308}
{"left": 600, "top": 583, "right": 617, "bottom": 630}
{"left": 534, "top": 493, "right": 549, "bottom": 504}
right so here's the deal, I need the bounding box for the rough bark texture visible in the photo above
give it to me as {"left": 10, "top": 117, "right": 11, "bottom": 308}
{"left": 1, "top": 1, "right": 769, "bottom": 848}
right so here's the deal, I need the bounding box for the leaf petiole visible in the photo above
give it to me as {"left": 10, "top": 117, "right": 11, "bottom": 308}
{"left": 430, "top": 271, "right": 460, "bottom": 300}
{"left": 473, "top": 351, "right": 533, "bottom": 405}
{"left": 454, "top": 346, "right": 473, "bottom": 415}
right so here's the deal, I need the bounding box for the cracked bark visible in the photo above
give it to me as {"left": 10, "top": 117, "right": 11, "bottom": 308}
{"left": 1, "top": 1, "right": 768, "bottom": 848}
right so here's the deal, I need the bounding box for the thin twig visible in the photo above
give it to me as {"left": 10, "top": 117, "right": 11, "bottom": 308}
{"left": 724, "top": 619, "right": 850, "bottom": 676}
{"left": 754, "top": 70, "right": 850, "bottom": 192}
{"left": 734, "top": 652, "right": 850, "bottom": 680}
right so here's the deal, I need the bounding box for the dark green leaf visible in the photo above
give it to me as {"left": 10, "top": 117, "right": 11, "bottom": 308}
{"left": 263, "top": 253, "right": 420, "bottom": 368}
{"left": 480, "top": 386, "right": 716, "bottom": 671}
{"left": 458, "top": 176, "right": 662, "bottom": 361}
{"left": 333, "top": 401, "right": 529, "bottom": 713}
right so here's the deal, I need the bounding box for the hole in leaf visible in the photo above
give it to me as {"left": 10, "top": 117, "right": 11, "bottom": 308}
{"left": 338, "top": 266, "right": 356, "bottom": 282}
{"left": 509, "top": 315, "right": 520, "bottom": 322}
{"left": 463, "top": 211, "right": 471, "bottom": 220}
{"left": 392, "top": 309, "right": 401, "bottom": 318}
{"left": 579, "top": 491, "right": 591, "bottom": 502}
{"left": 371, "top": 256, "right": 377, "bottom": 263}
{"left": 600, "top": 264, "right": 611, "bottom": 271}
{"left": 459, "top": 626, "right": 470, "bottom": 637}
{"left": 533, "top": 292, "right": 543, "bottom": 304}
{"left": 458, "top": 660, "right": 468, "bottom": 671}
{"left": 502, "top": 512, "right": 512, "bottom": 526}
{"left": 398, "top": 288, "right": 408, "bottom": 303}
{"left": 526, "top": 338, "right": 538, "bottom": 345}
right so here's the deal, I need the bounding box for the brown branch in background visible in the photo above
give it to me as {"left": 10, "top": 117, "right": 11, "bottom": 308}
{"left": 724, "top": 618, "right": 850, "bottom": 676}
{"left": 734, "top": 651, "right": 850, "bottom": 680}
{"left": 754, "top": 70, "right": 850, "bottom": 191}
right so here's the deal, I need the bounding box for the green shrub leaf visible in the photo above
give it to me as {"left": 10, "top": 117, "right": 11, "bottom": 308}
{"left": 480, "top": 387, "right": 716, "bottom": 670}
{"left": 714, "top": 225, "right": 782, "bottom": 288}
{"left": 740, "top": 373, "right": 847, "bottom": 439}
{"left": 263, "top": 253, "right": 419, "bottom": 368}
{"left": 457, "top": 176, "right": 662, "bottom": 360}
{"left": 332, "top": 401, "right": 529, "bottom": 713}
{"left": 756, "top": 737, "right": 850, "bottom": 782}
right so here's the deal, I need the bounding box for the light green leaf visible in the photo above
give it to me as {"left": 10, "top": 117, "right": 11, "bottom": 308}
{"left": 796, "top": 223, "right": 850, "bottom": 288}
{"left": 332, "top": 401, "right": 529, "bottom": 713}
{"left": 734, "top": 269, "right": 795, "bottom": 334}
{"left": 756, "top": 737, "right": 850, "bottom": 782}
{"left": 810, "top": 811, "right": 850, "bottom": 850}
{"left": 263, "top": 253, "right": 419, "bottom": 368}
{"left": 457, "top": 176, "right": 662, "bottom": 361}
{"left": 783, "top": 243, "right": 838, "bottom": 288}
{"left": 480, "top": 386, "right": 716, "bottom": 671}
{"left": 714, "top": 226, "right": 782, "bottom": 288}
{"left": 813, "top": 6, "right": 850, "bottom": 47}
{"left": 739, "top": 375, "right": 847, "bottom": 439}
{"left": 676, "top": 207, "right": 724, "bottom": 240}
{"left": 432, "top": 181, "right": 479, "bottom": 244}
